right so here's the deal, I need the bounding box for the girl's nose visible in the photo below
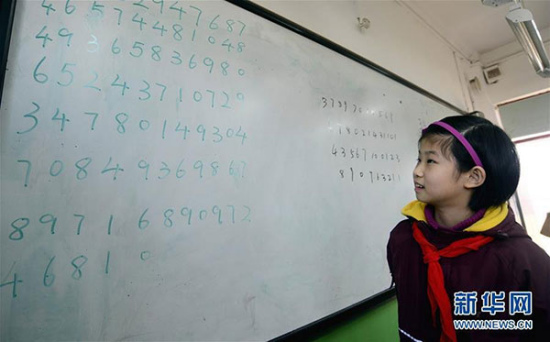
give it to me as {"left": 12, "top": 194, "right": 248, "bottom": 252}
{"left": 413, "top": 163, "right": 423, "bottom": 178}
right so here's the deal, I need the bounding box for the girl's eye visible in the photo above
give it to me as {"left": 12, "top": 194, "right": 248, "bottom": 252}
{"left": 427, "top": 159, "right": 436, "bottom": 164}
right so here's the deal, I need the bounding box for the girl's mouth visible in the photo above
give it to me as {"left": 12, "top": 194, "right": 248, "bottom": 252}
{"left": 415, "top": 183, "right": 425, "bottom": 191}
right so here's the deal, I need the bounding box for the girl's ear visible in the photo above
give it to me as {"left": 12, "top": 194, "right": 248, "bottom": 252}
{"left": 464, "top": 166, "right": 486, "bottom": 189}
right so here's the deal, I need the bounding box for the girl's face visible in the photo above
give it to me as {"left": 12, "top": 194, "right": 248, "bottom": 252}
{"left": 413, "top": 138, "right": 471, "bottom": 209}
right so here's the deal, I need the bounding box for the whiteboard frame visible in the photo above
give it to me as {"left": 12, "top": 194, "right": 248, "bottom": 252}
{"left": 0, "top": 0, "right": 467, "bottom": 340}
{"left": 0, "top": 0, "right": 16, "bottom": 100}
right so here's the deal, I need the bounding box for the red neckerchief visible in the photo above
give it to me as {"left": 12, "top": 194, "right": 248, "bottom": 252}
{"left": 411, "top": 221, "right": 494, "bottom": 342}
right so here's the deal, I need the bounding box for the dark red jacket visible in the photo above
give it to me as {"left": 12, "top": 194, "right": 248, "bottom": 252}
{"left": 387, "top": 205, "right": 550, "bottom": 341}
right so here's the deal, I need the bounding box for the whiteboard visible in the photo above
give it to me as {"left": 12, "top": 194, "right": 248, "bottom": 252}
{"left": 0, "top": 1, "right": 461, "bottom": 340}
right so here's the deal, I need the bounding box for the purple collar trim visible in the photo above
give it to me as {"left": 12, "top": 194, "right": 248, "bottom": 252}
{"left": 423, "top": 121, "right": 484, "bottom": 168}
{"left": 425, "top": 205, "right": 487, "bottom": 231}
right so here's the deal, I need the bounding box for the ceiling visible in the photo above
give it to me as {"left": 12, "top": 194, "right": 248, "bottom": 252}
{"left": 399, "top": 0, "right": 550, "bottom": 63}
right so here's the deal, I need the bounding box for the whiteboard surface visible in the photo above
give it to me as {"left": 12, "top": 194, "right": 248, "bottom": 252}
{"left": 0, "top": 1, "right": 458, "bottom": 340}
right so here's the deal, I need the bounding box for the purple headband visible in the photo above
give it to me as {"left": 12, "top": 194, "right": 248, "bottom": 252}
{"left": 423, "top": 121, "right": 484, "bottom": 168}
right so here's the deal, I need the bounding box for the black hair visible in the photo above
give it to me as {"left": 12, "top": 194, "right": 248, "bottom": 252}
{"left": 420, "top": 115, "right": 520, "bottom": 211}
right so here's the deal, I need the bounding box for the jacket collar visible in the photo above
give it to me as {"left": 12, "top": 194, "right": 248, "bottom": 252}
{"left": 401, "top": 200, "right": 508, "bottom": 233}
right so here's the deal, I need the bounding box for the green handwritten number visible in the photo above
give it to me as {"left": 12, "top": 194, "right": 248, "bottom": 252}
{"left": 115, "top": 113, "right": 129, "bottom": 134}
{"left": 220, "top": 62, "right": 229, "bottom": 76}
{"left": 84, "top": 71, "right": 102, "bottom": 92}
{"left": 39, "top": 214, "right": 57, "bottom": 235}
{"left": 41, "top": 0, "right": 56, "bottom": 16}
{"left": 189, "top": 6, "right": 202, "bottom": 26}
{"left": 227, "top": 205, "right": 236, "bottom": 224}
{"left": 237, "top": 21, "right": 247, "bottom": 36}
{"left": 193, "top": 160, "right": 204, "bottom": 178}
{"left": 133, "top": 0, "right": 149, "bottom": 10}
{"left": 139, "top": 81, "right": 151, "bottom": 100}
{"left": 138, "top": 160, "right": 150, "bottom": 180}
{"left": 212, "top": 126, "right": 223, "bottom": 143}
{"left": 237, "top": 42, "right": 245, "bottom": 53}
{"left": 113, "top": 8, "right": 123, "bottom": 25}
{"left": 158, "top": 162, "right": 171, "bottom": 179}
{"left": 84, "top": 112, "right": 99, "bottom": 130}
{"left": 43, "top": 256, "right": 56, "bottom": 287}
{"left": 212, "top": 205, "right": 222, "bottom": 224}
{"left": 222, "top": 39, "right": 234, "bottom": 52}
{"left": 176, "top": 159, "right": 186, "bottom": 178}
{"left": 102, "top": 157, "right": 124, "bottom": 180}
{"left": 0, "top": 273, "right": 23, "bottom": 298}
{"left": 74, "top": 214, "right": 85, "bottom": 235}
{"left": 138, "top": 209, "right": 150, "bottom": 229}
{"left": 9, "top": 218, "right": 30, "bottom": 241}
{"left": 222, "top": 91, "right": 231, "bottom": 109}
{"left": 171, "top": 50, "right": 182, "bottom": 65}
{"left": 132, "top": 13, "right": 147, "bottom": 31}
{"left": 226, "top": 19, "right": 235, "bottom": 33}
{"left": 33, "top": 56, "right": 48, "bottom": 84}
{"left": 52, "top": 108, "right": 69, "bottom": 132}
{"left": 210, "top": 162, "right": 219, "bottom": 176}
{"left": 156, "top": 83, "right": 166, "bottom": 101}
{"left": 172, "top": 24, "right": 183, "bottom": 41}
{"left": 91, "top": 1, "right": 104, "bottom": 16}
{"left": 49, "top": 160, "right": 64, "bottom": 177}
{"left": 65, "top": 0, "right": 75, "bottom": 15}
{"left": 242, "top": 206, "right": 252, "bottom": 222}
{"left": 111, "top": 38, "right": 121, "bottom": 54}
{"left": 71, "top": 255, "right": 88, "bottom": 280}
{"left": 130, "top": 41, "right": 144, "bottom": 57}
{"left": 35, "top": 26, "right": 53, "bottom": 48}
{"left": 58, "top": 28, "right": 73, "bottom": 47}
{"left": 111, "top": 74, "right": 129, "bottom": 95}
{"left": 57, "top": 63, "right": 75, "bottom": 87}
{"left": 151, "top": 46, "right": 162, "bottom": 62}
{"left": 209, "top": 15, "right": 220, "bottom": 30}
{"left": 180, "top": 207, "right": 193, "bottom": 225}
{"left": 169, "top": 2, "right": 186, "bottom": 20}
{"left": 153, "top": 21, "right": 167, "bottom": 36}
{"left": 17, "top": 160, "right": 31, "bottom": 187}
{"left": 163, "top": 209, "right": 174, "bottom": 228}
{"left": 175, "top": 122, "right": 190, "bottom": 139}
{"left": 75, "top": 157, "right": 92, "bottom": 180}
{"left": 203, "top": 57, "right": 214, "bottom": 73}
{"left": 236, "top": 126, "right": 248, "bottom": 145}
{"left": 152, "top": 0, "right": 164, "bottom": 13}
{"left": 17, "top": 102, "right": 40, "bottom": 134}
{"left": 206, "top": 90, "right": 215, "bottom": 108}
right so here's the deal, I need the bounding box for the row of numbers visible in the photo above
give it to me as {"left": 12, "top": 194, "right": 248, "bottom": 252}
{"left": 336, "top": 126, "right": 397, "bottom": 140}
{"left": 321, "top": 97, "right": 365, "bottom": 113}
{"left": 321, "top": 97, "right": 395, "bottom": 123}
{"left": 331, "top": 145, "right": 401, "bottom": 163}
{"left": 40, "top": 0, "right": 248, "bottom": 38}
{"left": 15, "top": 102, "right": 248, "bottom": 144}
{"left": 16, "top": 158, "right": 248, "bottom": 187}
{"left": 32, "top": 58, "right": 246, "bottom": 106}
{"left": 1, "top": 252, "right": 109, "bottom": 298}
{"left": 111, "top": 40, "right": 246, "bottom": 76}
{"left": 0, "top": 250, "right": 148, "bottom": 298}
{"left": 7, "top": 204, "right": 252, "bottom": 242}
{"left": 338, "top": 168, "right": 402, "bottom": 183}
{"left": 38, "top": 2, "right": 248, "bottom": 56}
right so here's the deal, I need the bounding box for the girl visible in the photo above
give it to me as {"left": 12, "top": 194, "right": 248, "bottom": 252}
{"left": 387, "top": 115, "right": 550, "bottom": 341}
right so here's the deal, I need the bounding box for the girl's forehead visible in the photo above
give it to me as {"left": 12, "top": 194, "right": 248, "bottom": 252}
{"left": 418, "top": 138, "right": 443, "bottom": 152}
{"left": 418, "top": 136, "right": 455, "bottom": 161}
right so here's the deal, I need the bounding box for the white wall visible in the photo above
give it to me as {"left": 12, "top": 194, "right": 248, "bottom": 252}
{"left": 481, "top": 42, "right": 550, "bottom": 105}
{"left": 253, "top": 0, "right": 469, "bottom": 112}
